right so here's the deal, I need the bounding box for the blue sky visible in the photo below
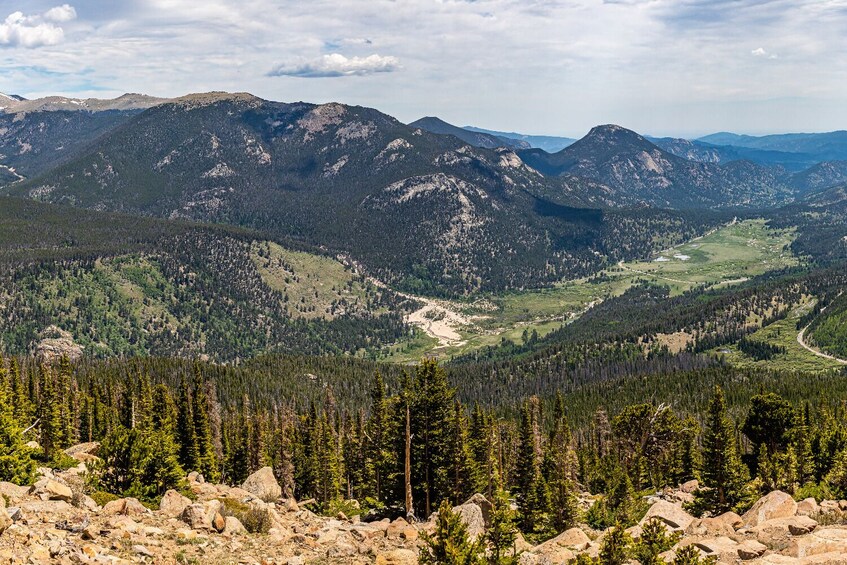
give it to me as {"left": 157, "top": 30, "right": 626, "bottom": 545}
{"left": 0, "top": 0, "right": 845, "bottom": 138}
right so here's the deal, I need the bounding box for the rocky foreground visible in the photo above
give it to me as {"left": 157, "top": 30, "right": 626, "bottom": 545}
{"left": 3, "top": 445, "right": 847, "bottom": 564}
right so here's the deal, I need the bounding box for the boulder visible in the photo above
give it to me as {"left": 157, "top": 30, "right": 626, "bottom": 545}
{"left": 211, "top": 512, "right": 226, "bottom": 533}
{"left": 685, "top": 517, "right": 736, "bottom": 538}
{"left": 63, "top": 442, "right": 101, "bottom": 462}
{"left": 736, "top": 539, "right": 767, "bottom": 560}
{"left": 0, "top": 483, "right": 29, "bottom": 505}
{"left": 534, "top": 527, "right": 591, "bottom": 553}
{"left": 241, "top": 467, "right": 282, "bottom": 502}
{"left": 680, "top": 479, "right": 699, "bottom": 493}
{"left": 742, "top": 490, "right": 797, "bottom": 527}
{"left": 785, "top": 527, "right": 847, "bottom": 559}
{"left": 375, "top": 549, "right": 418, "bottom": 565}
{"left": 223, "top": 516, "right": 247, "bottom": 536}
{"left": 640, "top": 500, "right": 695, "bottom": 531}
{"left": 102, "top": 497, "right": 148, "bottom": 516}
{"left": 463, "top": 493, "right": 493, "bottom": 527}
{"left": 159, "top": 489, "right": 192, "bottom": 518}
{"left": 797, "top": 498, "right": 820, "bottom": 517}
{"left": 386, "top": 517, "right": 411, "bottom": 538}
{"left": 819, "top": 500, "right": 842, "bottom": 516}
{"left": 18, "top": 500, "right": 73, "bottom": 515}
{"left": 714, "top": 511, "right": 744, "bottom": 529}
{"left": 30, "top": 478, "right": 73, "bottom": 502}
{"left": 533, "top": 544, "right": 575, "bottom": 563}
{"left": 181, "top": 503, "right": 212, "bottom": 530}
{"left": 452, "top": 500, "right": 486, "bottom": 540}
{"left": 751, "top": 515, "right": 818, "bottom": 545}
{"left": 686, "top": 536, "right": 739, "bottom": 560}
{"left": 0, "top": 505, "right": 10, "bottom": 534}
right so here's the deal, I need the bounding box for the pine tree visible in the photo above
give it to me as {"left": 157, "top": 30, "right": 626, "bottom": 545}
{"left": 546, "top": 393, "right": 580, "bottom": 531}
{"left": 176, "top": 378, "right": 198, "bottom": 472}
{"left": 515, "top": 397, "right": 549, "bottom": 536}
{"left": 365, "top": 371, "right": 393, "bottom": 503}
{"left": 469, "top": 405, "right": 499, "bottom": 498}
{"left": 447, "top": 400, "right": 475, "bottom": 503}
{"left": 191, "top": 366, "right": 218, "bottom": 481}
{"left": 694, "top": 385, "right": 749, "bottom": 514}
{"left": 420, "top": 499, "right": 483, "bottom": 565}
{"left": 0, "top": 377, "right": 36, "bottom": 484}
{"left": 598, "top": 524, "right": 632, "bottom": 565}
{"left": 677, "top": 415, "right": 701, "bottom": 483}
{"left": 486, "top": 489, "right": 519, "bottom": 565}
{"left": 633, "top": 518, "right": 680, "bottom": 564}
{"left": 98, "top": 423, "right": 184, "bottom": 502}
{"left": 8, "top": 358, "right": 33, "bottom": 428}
{"left": 37, "top": 364, "right": 65, "bottom": 460}
{"left": 410, "top": 359, "right": 457, "bottom": 518}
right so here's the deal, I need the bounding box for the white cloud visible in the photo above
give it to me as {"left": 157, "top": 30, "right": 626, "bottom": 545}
{"left": 268, "top": 53, "right": 400, "bottom": 78}
{"left": 44, "top": 5, "right": 78, "bottom": 23}
{"left": 751, "top": 47, "right": 778, "bottom": 59}
{"left": 0, "top": 5, "right": 77, "bottom": 48}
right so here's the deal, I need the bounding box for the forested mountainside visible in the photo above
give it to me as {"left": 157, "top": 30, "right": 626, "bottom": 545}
{"left": 2, "top": 93, "right": 722, "bottom": 295}
{"left": 0, "top": 198, "right": 412, "bottom": 360}
{"left": 699, "top": 130, "right": 847, "bottom": 162}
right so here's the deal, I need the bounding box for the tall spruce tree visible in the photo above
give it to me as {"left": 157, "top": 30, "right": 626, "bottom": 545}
{"left": 515, "top": 397, "right": 550, "bottom": 536}
{"left": 694, "top": 385, "right": 749, "bottom": 514}
{"left": 176, "top": 378, "right": 198, "bottom": 472}
{"left": 191, "top": 366, "right": 218, "bottom": 481}
{"left": 546, "top": 393, "right": 580, "bottom": 531}
{"left": 365, "top": 371, "right": 393, "bottom": 503}
{"left": 410, "top": 359, "right": 456, "bottom": 518}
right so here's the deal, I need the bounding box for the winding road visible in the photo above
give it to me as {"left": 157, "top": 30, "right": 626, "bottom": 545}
{"left": 796, "top": 295, "right": 847, "bottom": 365}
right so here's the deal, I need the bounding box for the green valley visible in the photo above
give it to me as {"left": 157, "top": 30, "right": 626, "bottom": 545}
{"left": 381, "top": 218, "right": 800, "bottom": 361}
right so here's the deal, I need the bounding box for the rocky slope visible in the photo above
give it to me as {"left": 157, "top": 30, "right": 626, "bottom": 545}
{"left": 4, "top": 444, "right": 847, "bottom": 564}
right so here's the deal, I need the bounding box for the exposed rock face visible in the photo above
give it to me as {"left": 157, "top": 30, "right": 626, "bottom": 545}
{"left": 452, "top": 499, "right": 486, "bottom": 540}
{"left": 241, "top": 466, "right": 282, "bottom": 502}
{"left": 31, "top": 325, "right": 83, "bottom": 362}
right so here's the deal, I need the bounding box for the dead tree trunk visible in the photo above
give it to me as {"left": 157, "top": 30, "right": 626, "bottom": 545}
{"left": 405, "top": 404, "right": 415, "bottom": 522}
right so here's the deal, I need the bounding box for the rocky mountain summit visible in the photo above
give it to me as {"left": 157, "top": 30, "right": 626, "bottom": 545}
{"left": 3, "top": 443, "right": 847, "bottom": 564}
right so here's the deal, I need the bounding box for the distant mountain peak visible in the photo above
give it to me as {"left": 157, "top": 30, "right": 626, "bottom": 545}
{"left": 409, "top": 116, "right": 530, "bottom": 150}
{"left": 0, "top": 93, "right": 169, "bottom": 114}
{"left": 171, "top": 91, "right": 262, "bottom": 108}
{"left": 584, "top": 124, "right": 649, "bottom": 143}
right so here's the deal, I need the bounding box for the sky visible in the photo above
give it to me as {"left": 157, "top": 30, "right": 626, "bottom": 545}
{"left": 0, "top": 0, "right": 845, "bottom": 138}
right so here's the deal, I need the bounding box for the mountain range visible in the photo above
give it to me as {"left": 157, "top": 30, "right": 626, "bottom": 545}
{"left": 2, "top": 90, "right": 847, "bottom": 295}
{"left": 5, "top": 92, "right": 699, "bottom": 295}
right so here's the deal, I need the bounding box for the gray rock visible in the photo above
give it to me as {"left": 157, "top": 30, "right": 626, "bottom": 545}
{"left": 241, "top": 467, "right": 282, "bottom": 502}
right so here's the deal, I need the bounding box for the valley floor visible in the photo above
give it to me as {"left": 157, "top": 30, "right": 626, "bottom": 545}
{"left": 382, "top": 218, "right": 798, "bottom": 362}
